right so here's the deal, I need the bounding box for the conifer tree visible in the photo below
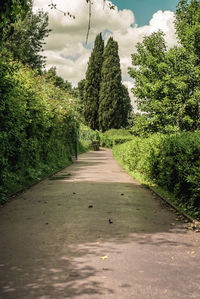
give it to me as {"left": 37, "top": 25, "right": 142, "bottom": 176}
{"left": 84, "top": 33, "right": 104, "bottom": 130}
{"left": 121, "top": 84, "right": 132, "bottom": 127}
{"left": 99, "top": 37, "right": 124, "bottom": 132}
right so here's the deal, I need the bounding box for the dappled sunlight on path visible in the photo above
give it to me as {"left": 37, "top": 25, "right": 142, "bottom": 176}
{"left": 0, "top": 149, "right": 200, "bottom": 298}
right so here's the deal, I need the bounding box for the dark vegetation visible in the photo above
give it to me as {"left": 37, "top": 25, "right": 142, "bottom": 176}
{"left": 83, "top": 35, "right": 132, "bottom": 132}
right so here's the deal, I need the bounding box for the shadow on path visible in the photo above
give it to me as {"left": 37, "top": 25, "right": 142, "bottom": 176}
{"left": 0, "top": 149, "right": 199, "bottom": 298}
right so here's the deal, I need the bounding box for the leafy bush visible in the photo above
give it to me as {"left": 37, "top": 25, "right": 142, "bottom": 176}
{"left": 79, "top": 124, "right": 99, "bottom": 151}
{"left": 0, "top": 54, "right": 82, "bottom": 203}
{"left": 100, "top": 129, "right": 133, "bottom": 148}
{"left": 113, "top": 132, "right": 200, "bottom": 218}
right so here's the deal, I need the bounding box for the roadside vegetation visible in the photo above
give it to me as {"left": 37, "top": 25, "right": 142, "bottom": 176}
{"left": 112, "top": 132, "right": 200, "bottom": 220}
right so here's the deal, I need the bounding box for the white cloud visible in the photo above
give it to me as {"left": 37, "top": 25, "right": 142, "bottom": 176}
{"left": 33, "top": 0, "right": 177, "bottom": 109}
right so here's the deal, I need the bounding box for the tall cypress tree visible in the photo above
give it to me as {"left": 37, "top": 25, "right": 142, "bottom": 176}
{"left": 99, "top": 37, "right": 124, "bottom": 132}
{"left": 84, "top": 33, "right": 104, "bottom": 130}
{"left": 121, "top": 84, "right": 132, "bottom": 127}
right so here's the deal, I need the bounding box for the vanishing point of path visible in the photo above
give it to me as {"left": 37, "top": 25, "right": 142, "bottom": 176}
{"left": 0, "top": 148, "right": 200, "bottom": 299}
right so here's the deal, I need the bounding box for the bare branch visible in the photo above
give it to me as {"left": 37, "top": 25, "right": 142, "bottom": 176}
{"left": 48, "top": 0, "right": 115, "bottom": 44}
{"left": 48, "top": 0, "right": 75, "bottom": 19}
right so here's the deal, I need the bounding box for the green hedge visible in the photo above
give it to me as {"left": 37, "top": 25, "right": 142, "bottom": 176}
{"left": 79, "top": 124, "right": 99, "bottom": 150}
{"left": 0, "top": 54, "right": 85, "bottom": 203}
{"left": 113, "top": 132, "right": 200, "bottom": 219}
{"left": 100, "top": 129, "right": 133, "bottom": 148}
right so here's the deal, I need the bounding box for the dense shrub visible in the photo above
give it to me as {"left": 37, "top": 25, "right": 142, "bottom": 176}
{"left": 79, "top": 124, "right": 99, "bottom": 151}
{"left": 100, "top": 129, "right": 133, "bottom": 148}
{"left": 0, "top": 54, "right": 83, "bottom": 202}
{"left": 113, "top": 132, "right": 200, "bottom": 217}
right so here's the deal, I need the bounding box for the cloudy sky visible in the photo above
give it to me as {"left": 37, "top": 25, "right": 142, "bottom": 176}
{"left": 33, "top": 0, "right": 179, "bottom": 106}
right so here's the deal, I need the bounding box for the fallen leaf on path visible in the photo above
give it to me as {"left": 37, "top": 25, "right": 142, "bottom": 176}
{"left": 100, "top": 256, "right": 108, "bottom": 260}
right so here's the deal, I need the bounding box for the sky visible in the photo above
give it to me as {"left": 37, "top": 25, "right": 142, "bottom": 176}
{"left": 111, "top": 0, "right": 179, "bottom": 27}
{"left": 33, "top": 0, "right": 180, "bottom": 108}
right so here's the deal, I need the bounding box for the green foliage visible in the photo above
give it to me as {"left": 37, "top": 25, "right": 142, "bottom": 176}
{"left": 0, "top": 0, "right": 29, "bottom": 43}
{"left": 100, "top": 129, "right": 133, "bottom": 148}
{"left": 130, "top": 113, "right": 180, "bottom": 137}
{"left": 77, "top": 79, "right": 86, "bottom": 119}
{"left": 113, "top": 132, "right": 200, "bottom": 219}
{"left": 121, "top": 84, "right": 132, "bottom": 127}
{"left": 129, "top": 31, "right": 200, "bottom": 133}
{"left": 79, "top": 124, "right": 99, "bottom": 150}
{"left": 44, "top": 67, "right": 72, "bottom": 91}
{"left": 175, "top": 0, "right": 200, "bottom": 59}
{"left": 84, "top": 33, "right": 104, "bottom": 130}
{"left": 4, "top": 0, "right": 50, "bottom": 70}
{"left": 0, "top": 53, "right": 81, "bottom": 203}
{"left": 99, "top": 37, "right": 124, "bottom": 132}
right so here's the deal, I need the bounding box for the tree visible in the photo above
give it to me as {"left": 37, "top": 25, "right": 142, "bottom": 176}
{"left": 44, "top": 67, "right": 72, "bottom": 92}
{"left": 175, "top": 0, "right": 200, "bottom": 60}
{"left": 98, "top": 37, "right": 128, "bottom": 132}
{"left": 128, "top": 29, "right": 200, "bottom": 133}
{"left": 4, "top": 0, "right": 50, "bottom": 71}
{"left": 84, "top": 33, "right": 104, "bottom": 130}
{"left": 121, "top": 84, "right": 132, "bottom": 128}
{"left": 128, "top": 31, "right": 180, "bottom": 133}
{"left": 0, "top": 0, "right": 29, "bottom": 44}
{"left": 78, "top": 79, "right": 85, "bottom": 99}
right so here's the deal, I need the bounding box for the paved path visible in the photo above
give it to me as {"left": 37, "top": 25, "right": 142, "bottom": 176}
{"left": 0, "top": 149, "right": 200, "bottom": 298}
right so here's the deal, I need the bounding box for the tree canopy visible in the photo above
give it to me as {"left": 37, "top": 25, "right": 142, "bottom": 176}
{"left": 128, "top": 0, "right": 200, "bottom": 134}
{"left": 99, "top": 37, "right": 125, "bottom": 132}
{"left": 84, "top": 33, "right": 104, "bottom": 130}
{"left": 3, "top": 0, "right": 50, "bottom": 71}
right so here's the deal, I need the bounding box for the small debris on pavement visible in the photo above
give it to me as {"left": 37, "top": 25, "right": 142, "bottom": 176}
{"left": 109, "top": 219, "right": 113, "bottom": 224}
{"left": 88, "top": 205, "right": 93, "bottom": 208}
{"left": 121, "top": 193, "right": 124, "bottom": 196}
{"left": 96, "top": 241, "right": 103, "bottom": 245}
{"left": 186, "top": 222, "right": 200, "bottom": 232}
{"left": 73, "top": 192, "right": 76, "bottom": 195}
{"left": 100, "top": 255, "right": 108, "bottom": 260}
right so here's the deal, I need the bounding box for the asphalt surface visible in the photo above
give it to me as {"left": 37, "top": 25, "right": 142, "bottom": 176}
{"left": 0, "top": 148, "right": 200, "bottom": 299}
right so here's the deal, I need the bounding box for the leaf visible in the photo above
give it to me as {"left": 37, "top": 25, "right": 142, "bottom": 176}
{"left": 100, "top": 255, "right": 108, "bottom": 260}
